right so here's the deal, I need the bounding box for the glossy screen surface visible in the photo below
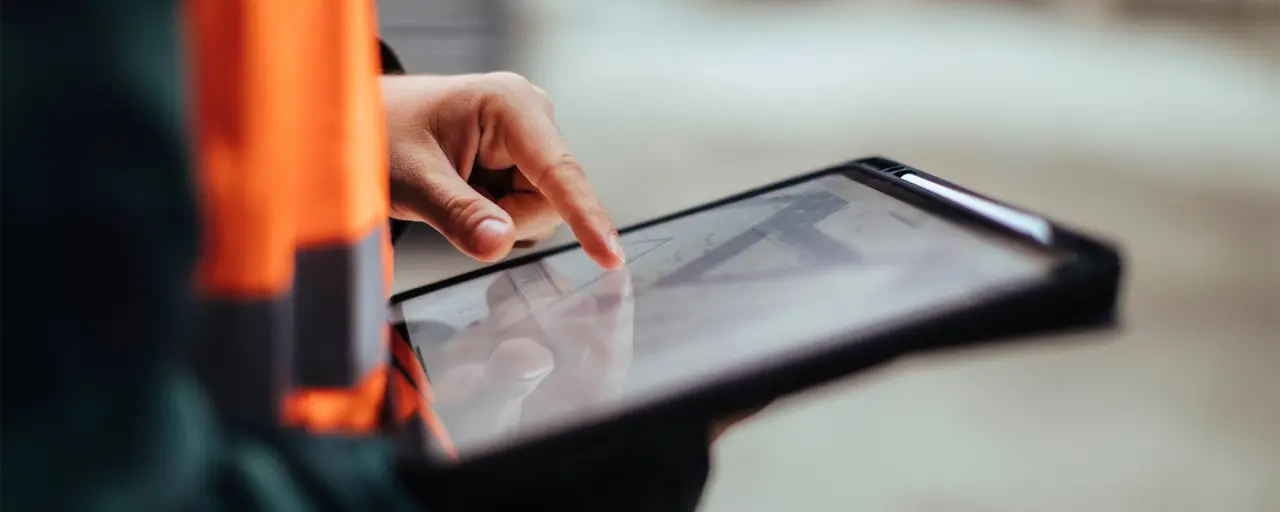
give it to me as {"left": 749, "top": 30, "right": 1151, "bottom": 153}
{"left": 396, "top": 174, "right": 1057, "bottom": 460}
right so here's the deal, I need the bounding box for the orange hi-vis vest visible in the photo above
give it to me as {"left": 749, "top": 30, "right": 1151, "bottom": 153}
{"left": 185, "top": 0, "right": 451, "bottom": 454}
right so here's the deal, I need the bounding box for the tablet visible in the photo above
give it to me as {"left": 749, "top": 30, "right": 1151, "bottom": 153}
{"left": 390, "top": 156, "right": 1122, "bottom": 472}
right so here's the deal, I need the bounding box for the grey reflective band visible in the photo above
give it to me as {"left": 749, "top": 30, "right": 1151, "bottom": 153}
{"left": 192, "top": 294, "right": 294, "bottom": 425}
{"left": 293, "top": 229, "right": 387, "bottom": 388}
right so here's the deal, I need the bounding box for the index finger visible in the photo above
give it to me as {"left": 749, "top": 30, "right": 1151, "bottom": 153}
{"left": 504, "top": 108, "right": 624, "bottom": 269}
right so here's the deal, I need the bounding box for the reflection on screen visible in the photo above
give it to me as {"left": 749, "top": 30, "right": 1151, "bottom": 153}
{"left": 396, "top": 175, "right": 1057, "bottom": 460}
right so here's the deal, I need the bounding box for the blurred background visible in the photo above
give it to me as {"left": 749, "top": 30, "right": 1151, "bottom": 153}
{"left": 380, "top": 1, "right": 1279, "bottom": 511}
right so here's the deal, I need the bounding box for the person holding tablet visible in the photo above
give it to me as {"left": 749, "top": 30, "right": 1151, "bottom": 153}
{"left": 1, "top": 2, "right": 736, "bottom": 511}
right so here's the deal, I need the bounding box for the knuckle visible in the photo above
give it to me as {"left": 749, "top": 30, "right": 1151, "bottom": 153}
{"left": 476, "top": 72, "right": 555, "bottom": 120}
{"left": 456, "top": 80, "right": 488, "bottom": 103}
{"left": 555, "top": 152, "right": 583, "bottom": 172}
{"left": 453, "top": 75, "right": 495, "bottom": 104}
{"left": 442, "top": 194, "right": 482, "bottom": 224}
{"left": 541, "top": 95, "right": 556, "bottom": 119}
{"left": 564, "top": 203, "right": 609, "bottom": 231}
{"left": 531, "top": 84, "right": 552, "bottom": 108}
{"left": 485, "top": 71, "right": 531, "bottom": 90}
{"left": 535, "top": 152, "right": 583, "bottom": 183}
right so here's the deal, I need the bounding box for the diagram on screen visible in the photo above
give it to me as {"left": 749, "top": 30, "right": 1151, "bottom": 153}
{"left": 655, "top": 191, "right": 859, "bottom": 287}
{"left": 516, "top": 186, "right": 983, "bottom": 301}
{"left": 638, "top": 185, "right": 1009, "bottom": 304}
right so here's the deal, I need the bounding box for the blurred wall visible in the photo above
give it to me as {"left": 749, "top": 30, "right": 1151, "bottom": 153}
{"left": 377, "top": 0, "right": 509, "bottom": 74}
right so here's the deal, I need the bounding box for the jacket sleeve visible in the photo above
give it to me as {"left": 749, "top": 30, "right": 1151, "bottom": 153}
{"left": 399, "top": 427, "right": 712, "bottom": 512}
{"left": 0, "top": 6, "right": 420, "bottom": 510}
{"left": 378, "top": 41, "right": 714, "bottom": 512}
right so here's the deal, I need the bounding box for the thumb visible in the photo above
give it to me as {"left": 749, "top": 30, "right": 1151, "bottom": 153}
{"left": 409, "top": 170, "right": 516, "bottom": 262}
{"left": 391, "top": 141, "right": 515, "bottom": 261}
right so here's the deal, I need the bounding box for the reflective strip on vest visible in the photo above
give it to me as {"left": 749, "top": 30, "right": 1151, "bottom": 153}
{"left": 186, "top": 0, "right": 438, "bottom": 440}
{"left": 187, "top": 0, "right": 300, "bottom": 427}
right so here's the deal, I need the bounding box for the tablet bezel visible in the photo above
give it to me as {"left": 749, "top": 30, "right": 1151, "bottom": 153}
{"left": 392, "top": 156, "right": 1122, "bottom": 481}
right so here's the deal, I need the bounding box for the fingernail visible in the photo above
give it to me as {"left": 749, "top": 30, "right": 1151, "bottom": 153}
{"left": 608, "top": 233, "right": 625, "bottom": 264}
{"left": 475, "top": 219, "right": 511, "bottom": 250}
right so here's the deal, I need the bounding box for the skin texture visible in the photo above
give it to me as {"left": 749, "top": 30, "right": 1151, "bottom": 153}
{"left": 383, "top": 73, "right": 625, "bottom": 269}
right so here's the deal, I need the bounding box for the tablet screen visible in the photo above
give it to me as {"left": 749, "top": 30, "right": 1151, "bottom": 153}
{"left": 395, "top": 173, "right": 1058, "bottom": 459}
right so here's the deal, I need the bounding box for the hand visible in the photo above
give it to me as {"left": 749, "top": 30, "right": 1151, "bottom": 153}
{"left": 382, "top": 72, "right": 624, "bottom": 269}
